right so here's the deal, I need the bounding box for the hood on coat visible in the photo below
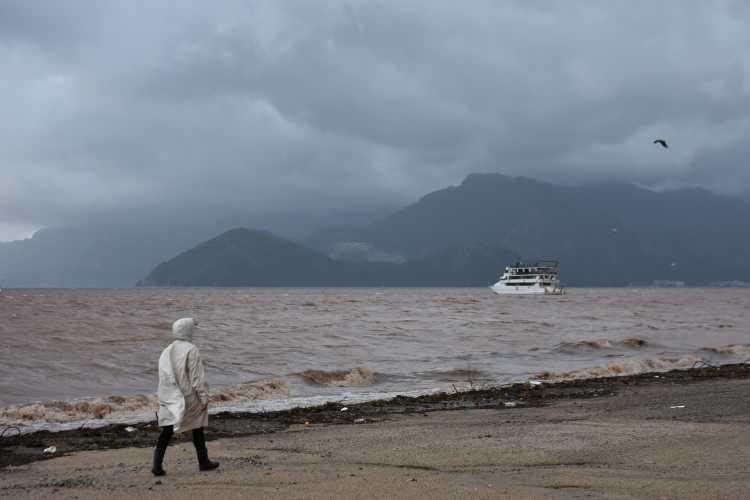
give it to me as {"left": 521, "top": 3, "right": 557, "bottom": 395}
{"left": 172, "top": 317, "right": 197, "bottom": 341}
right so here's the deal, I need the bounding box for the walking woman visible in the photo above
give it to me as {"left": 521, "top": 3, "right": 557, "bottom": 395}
{"left": 152, "top": 317, "right": 219, "bottom": 476}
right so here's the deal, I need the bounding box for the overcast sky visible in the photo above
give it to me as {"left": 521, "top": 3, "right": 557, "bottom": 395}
{"left": 1, "top": 1, "right": 749, "bottom": 241}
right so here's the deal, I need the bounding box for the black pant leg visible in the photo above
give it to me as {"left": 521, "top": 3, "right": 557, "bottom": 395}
{"left": 192, "top": 427, "right": 208, "bottom": 463}
{"left": 156, "top": 425, "right": 174, "bottom": 451}
{"left": 192, "top": 427, "right": 205, "bottom": 449}
{"left": 152, "top": 425, "right": 174, "bottom": 474}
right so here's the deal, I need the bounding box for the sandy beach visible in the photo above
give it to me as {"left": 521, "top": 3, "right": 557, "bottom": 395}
{"left": 3, "top": 365, "right": 750, "bottom": 499}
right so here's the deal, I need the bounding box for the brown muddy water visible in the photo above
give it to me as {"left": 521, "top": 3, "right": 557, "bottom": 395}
{"left": 0, "top": 287, "right": 748, "bottom": 431}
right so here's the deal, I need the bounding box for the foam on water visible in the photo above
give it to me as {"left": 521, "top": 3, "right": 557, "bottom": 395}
{"left": 0, "top": 386, "right": 452, "bottom": 435}
{"left": 537, "top": 355, "right": 702, "bottom": 381}
{"left": 0, "top": 379, "right": 287, "bottom": 432}
{"left": 701, "top": 344, "right": 750, "bottom": 358}
{"left": 295, "top": 367, "right": 377, "bottom": 386}
{"left": 556, "top": 337, "right": 649, "bottom": 352}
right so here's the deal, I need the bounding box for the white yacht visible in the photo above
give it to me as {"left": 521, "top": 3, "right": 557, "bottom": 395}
{"left": 490, "top": 260, "right": 564, "bottom": 295}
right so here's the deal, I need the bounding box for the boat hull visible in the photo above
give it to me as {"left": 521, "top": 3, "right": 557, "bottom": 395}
{"left": 490, "top": 284, "right": 564, "bottom": 295}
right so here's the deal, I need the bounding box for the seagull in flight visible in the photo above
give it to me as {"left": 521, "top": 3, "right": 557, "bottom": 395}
{"left": 653, "top": 139, "right": 668, "bottom": 149}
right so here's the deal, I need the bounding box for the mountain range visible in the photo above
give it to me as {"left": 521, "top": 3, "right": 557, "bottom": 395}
{"left": 3, "top": 173, "right": 750, "bottom": 287}
{"left": 309, "top": 174, "right": 750, "bottom": 286}
{"left": 137, "top": 228, "right": 518, "bottom": 287}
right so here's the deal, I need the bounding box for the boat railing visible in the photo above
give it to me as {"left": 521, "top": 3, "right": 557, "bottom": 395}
{"left": 505, "top": 270, "right": 559, "bottom": 276}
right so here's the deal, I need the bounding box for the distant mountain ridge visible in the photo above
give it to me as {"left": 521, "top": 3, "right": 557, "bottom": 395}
{"left": 138, "top": 228, "right": 518, "bottom": 287}
{"left": 0, "top": 223, "right": 221, "bottom": 288}
{"left": 138, "top": 228, "right": 340, "bottom": 287}
{"left": 0, "top": 208, "right": 388, "bottom": 288}
{"left": 4, "top": 173, "right": 750, "bottom": 287}
{"left": 309, "top": 173, "right": 750, "bottom": 286}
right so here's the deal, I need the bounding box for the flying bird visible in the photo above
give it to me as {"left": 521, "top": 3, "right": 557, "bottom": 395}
{"left": 653, "top": 139, "right": 668, "bottom": 149}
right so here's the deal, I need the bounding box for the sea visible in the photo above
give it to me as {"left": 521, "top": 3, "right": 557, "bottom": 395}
{"left": 1, "top": 287, "right": 748, "bottom": 433}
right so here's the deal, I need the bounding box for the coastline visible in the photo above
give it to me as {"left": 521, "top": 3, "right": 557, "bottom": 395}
{"left": 4, "top": 363, "right": 750, "bottom": 498}
{"left": 5, "top": 363, "right": 750, "bottom": 498}
{"left": 3, "top": 362, "right": 750, "bottom": 468}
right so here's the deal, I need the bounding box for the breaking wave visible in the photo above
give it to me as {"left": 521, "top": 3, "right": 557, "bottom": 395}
{"left": 210, "top": 379, "right": 288, "bottom": 402}
{"left": 557, "top": 339, "right": 613, "bottom": 350}
{"left": 622, "top": 338, "right": 648, "bottom": 348}
{"left": 295, "top": 367, "right": 376, "bottom": 386}
{"left": 556, "top": 337, "right": 648, "bottom": 352}
{"left": 0, "top": 379, "right": 287, "bottom": 429}
{"left": 422, "top": 368, "right": 491, "bottom": 382}
{"left": 435, "top": 297, "right": 481, "bottom": 305}
{"left": 702, "top": 344, "right": 750, "bottom": 358}
{"left": 537, "top": 355, "right": 701, "bottom": 382}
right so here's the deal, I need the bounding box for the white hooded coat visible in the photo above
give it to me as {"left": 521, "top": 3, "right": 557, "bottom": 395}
{"left": 157, "top": 318, "right": 209, "bottom": 432}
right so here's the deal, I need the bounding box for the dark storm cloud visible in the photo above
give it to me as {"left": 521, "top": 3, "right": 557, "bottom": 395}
{"left": 1, "top": 0, "right": 750, "bottom": 240}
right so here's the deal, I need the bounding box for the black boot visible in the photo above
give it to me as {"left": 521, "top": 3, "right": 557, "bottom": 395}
{"left": 193, "top": 428, "right": 219, "bottom": 471}
{"left": 152, "top": 425, "right": 173, "bottom": 476}
{"left": 199, "top": 457, "right": 220, "bottom": 472}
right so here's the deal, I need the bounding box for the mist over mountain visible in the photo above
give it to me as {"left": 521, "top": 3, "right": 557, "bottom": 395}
{"left": 310, "top": 174, "right": 750, "bottom": 286}
{"left": 0, "top": 223, "right": 216, "bottom": 288}
{"left": 4, "top": 2, "right": 750, "bottom": 260}
{"left": 0, "top": 208, "right": 388, "bottom": 288}
{"left": 3, "top": 173, "right": 750, "bottom": 288}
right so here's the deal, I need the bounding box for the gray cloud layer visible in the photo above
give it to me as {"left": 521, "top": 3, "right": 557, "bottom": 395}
{"left": 1, "top": 0, "right": 749, "bottom": 240}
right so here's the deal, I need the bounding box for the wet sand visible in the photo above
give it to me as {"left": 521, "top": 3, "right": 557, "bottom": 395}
{"left": 3, "top": 365, "right": 750, "bottom": 499}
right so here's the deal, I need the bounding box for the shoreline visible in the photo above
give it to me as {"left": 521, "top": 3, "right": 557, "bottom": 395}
{"left": 3, "top": 362, "right": 750, "bottom": 469}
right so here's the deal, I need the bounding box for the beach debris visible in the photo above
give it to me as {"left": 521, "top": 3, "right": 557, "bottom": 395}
{"left": 669, "top": 405, "right": 686, "bottom": 409}
{"left": 503, "top": 401, "right": 517, "bottom": 408}
{"left": 340, "top": 407, "right": 349, "bottom": 412}
{"left": 125, "top": 426, "right": 137, "bottom": 433}
{"left": 528, "top": 380, "right": 543, "bottom": 387}
{"left": 43, "top": 446, "right": 57, "bottom": 454}
{"left": 354, "top": 417, "right": 366, "bottom": 424}
{"left": 304, "top": 421, "right": 312, "bottom": 427}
